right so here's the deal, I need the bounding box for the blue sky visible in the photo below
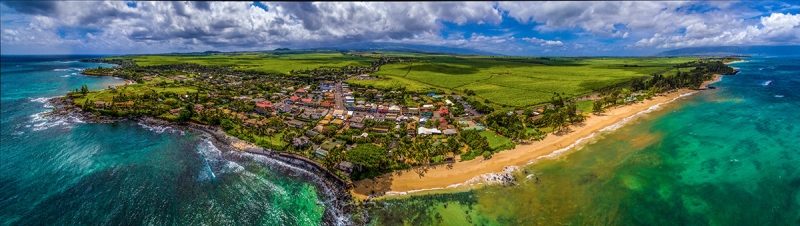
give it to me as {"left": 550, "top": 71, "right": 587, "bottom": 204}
{"left": 1, "top": 1, "right": 799, "bottom": 56}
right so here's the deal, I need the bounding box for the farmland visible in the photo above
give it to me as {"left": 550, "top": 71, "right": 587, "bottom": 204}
{"left": 104, "top": 51, "right": 698, "bottom": 109}
{"left": 108, "top": 51, "right": 374, "bottom": 75}
{"left": 349, "top": 56, "right": 698, "bottom": 107}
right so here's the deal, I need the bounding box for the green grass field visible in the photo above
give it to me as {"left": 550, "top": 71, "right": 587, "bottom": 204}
{"left": 349, "top": 56, "right": 697, "bottom": 107}
{"left": 106, "top": 51, "right": 696, "bottom": 109}
{"left": 480, "top": 130, "right": 513, "bottom": 150}
{"left": 110, "top": 51, "right": 374, "bottom": 75}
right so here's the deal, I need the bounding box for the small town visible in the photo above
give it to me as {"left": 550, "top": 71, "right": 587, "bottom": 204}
{"left": 74, "top": 57, "right": 532, "bottom": 181}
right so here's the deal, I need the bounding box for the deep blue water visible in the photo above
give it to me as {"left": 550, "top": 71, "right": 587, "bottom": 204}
{"left": 0, "top": 56, "right": 341, "bottom": 225}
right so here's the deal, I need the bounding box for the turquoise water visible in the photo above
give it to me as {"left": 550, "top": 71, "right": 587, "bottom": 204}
{"left": 1, "top": 56, "right": 341, "bottom": 225}
{"left": 4, "top": 56, "right": 798, "bottom": 225}
{"left": 367, "top": 57, "right": 800, "bottom": 225}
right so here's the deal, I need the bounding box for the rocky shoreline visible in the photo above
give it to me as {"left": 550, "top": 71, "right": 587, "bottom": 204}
{"left": 45, "top": 96, "right": 359, "bottom": 225}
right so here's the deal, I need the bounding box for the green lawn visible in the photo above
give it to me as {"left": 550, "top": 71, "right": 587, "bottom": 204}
{"left": 480, "top": 130, "right": 513, "bottom": 150}
{"left": 575, "top": 100, "right": 595, "bottom": 115}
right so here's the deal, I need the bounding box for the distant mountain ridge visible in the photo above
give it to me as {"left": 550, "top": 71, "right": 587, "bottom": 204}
{"left": 304, "top": 41, "right": 502, "bottom": 56}
{"left": 658, "top": 45, "right": 800, "bottom": 56}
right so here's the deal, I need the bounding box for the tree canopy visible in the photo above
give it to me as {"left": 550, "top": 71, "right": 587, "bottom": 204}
{"left": 346, "top": 143, "right": 388, "bottom": 169}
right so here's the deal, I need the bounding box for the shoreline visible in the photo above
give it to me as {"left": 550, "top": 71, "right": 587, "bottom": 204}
{"left": 357, "top": 88, "right": 701, "bottom": 198}
{"left": 44, "top": 96, "right": 358, "bottom": 225}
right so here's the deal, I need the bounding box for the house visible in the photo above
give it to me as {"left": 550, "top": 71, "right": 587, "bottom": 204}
{"left": 344, "top": 96, "right": 355, "bottom": 104}
{"left": 406, "top": 123, "right": 416, "bottom": 137}
{"left": 320, "top": 83, "right": 333, "bottom": 92}
{"left": 443, "top": 129, "right": 458, "bottom": 136}
{"left": 385, "top": 113, "right": 398, "bottom": 121}
{"left": 377, "top": 105, "right": 388, "bottom": 114}
{"left": 388, "top": 105, "right": 401, "bottom": 114}
{"left": 331, "top": 119, "right": 344, "bottom": 126}
{"left": 170, "top": 107, "right": 183, "bottom": 116}
{"left": 115, "top": 101, "right": 134, "bottom": 109}
{"left": 288, "top": 119, "right": 305, "bottom": 128}
{"left": 372, "top": 126, "right": 390, "bottom": 134}
{"left": 93, "top": 101, "right": 107, "bottom": 109}
{"left": 439, "top": 106, "right": 450, "bottom": 115}
{"left": 277, "top": 104, "right": 292, "bottom": 113}
{"left": 194, "top": 104, "right": 205, "bottom": 112}
{"left": 292, "top": 136, "right": 310, "bottom": 149}
{"left": 287, "top": 95, "right": 300, "bottom": 104}
{"left": 439, "top": 117, "right": 448, "bottom": 129}
{"left": 255, "top": 100, "right": 273, "bottom": 114}
{"left": 300, "top": 98, "right": 313, "bottom": 105}
{"left": 295, "top": 89, "right": 307, "bottom": 94}
{"left": 407, "top": 107, "right": 419, "bottom": 115}
{"left": 417, "top": 127, "right": 442, "bottom": 135}
{"left": 332, "top": 109, "right": 344, "bottom": 117}
{"left": 349, "top": 122, "right": 364, "bottom": 129}
{"left": 350, "top": 116, "right": 364, "bottom": 123}
{"left": 421, "top": 105, "right": 433, "bottom": 117}
{"left": 338, "top": 161, "right": 354, "bottom": 175}
{"left": 427, "top": 92, "right": 436, "bottom": 97}
{"left": 316, "top": 141, "right": 341, "bottom": 159}
{"left": 305, "top": 130, "right": 320, "bottom": 138}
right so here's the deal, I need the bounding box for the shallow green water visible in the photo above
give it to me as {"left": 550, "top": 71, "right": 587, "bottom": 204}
{"left": 367, "top": 57, "right": 800, "bottom": 225}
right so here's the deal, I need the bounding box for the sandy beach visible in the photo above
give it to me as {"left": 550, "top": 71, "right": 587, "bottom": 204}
{"left": 354, "top": 88, "right": 700, "bottom": 198}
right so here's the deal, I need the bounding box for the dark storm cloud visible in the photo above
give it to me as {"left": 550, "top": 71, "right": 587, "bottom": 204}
{"left": 193, "top": 1, "right": 211, "bottom": 11}
{"left": 1, "top": 1, "right": 57, "bottom": 15}
{"left": 283, "top": 2, "right": 323, "bottom": 31}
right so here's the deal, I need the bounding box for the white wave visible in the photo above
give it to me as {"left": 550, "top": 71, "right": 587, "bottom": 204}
{"left": 385, "top": 166, "right": 521, "bottom": 196}
{"left": 29, "top": 96, "right": 60, "bottom": 108}
{"left": 28, "top": 111, "right": 84, "bottom": 132}
{"left": 775, "top": 95, "right": 784, "bottom": 98}
{"left": 11, "top": 131, "right": 24, "bottom": 135}
{"left": 137, "top": 121, "right": 174, "bottom": 134}
{"left": 53, "top": 68, "right": 70, "bottom": 72}
{"left": 61, "top": 74, "right": 70, "bottom": 78}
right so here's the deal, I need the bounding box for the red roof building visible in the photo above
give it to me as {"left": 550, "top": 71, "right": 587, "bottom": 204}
{"left": 295, "top": 89, "right": 307, "bottom": 94}
{"left": 439, "top": 106, "right": 450, "bottom": 115}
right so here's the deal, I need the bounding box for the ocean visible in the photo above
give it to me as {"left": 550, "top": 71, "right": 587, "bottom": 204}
{"left": 0, "top": 56, "right": 345, "bottom": 225}
{"left": 366, "top": 57, "right": 800, "bottom": 225}
{"left": 3, "top": 55, "right": 798, "bottom": 226}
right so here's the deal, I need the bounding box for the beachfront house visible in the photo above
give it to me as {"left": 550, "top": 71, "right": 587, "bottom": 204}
{"left": 292, "top": 136, "right": 310, "bottom": 149}
{"left": 338, "top": 161, "right": 354, "bottom": 175}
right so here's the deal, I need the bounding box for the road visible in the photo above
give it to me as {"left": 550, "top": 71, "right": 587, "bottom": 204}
{"left": 334, "top": 81, "right": 345, "bottom": 111}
